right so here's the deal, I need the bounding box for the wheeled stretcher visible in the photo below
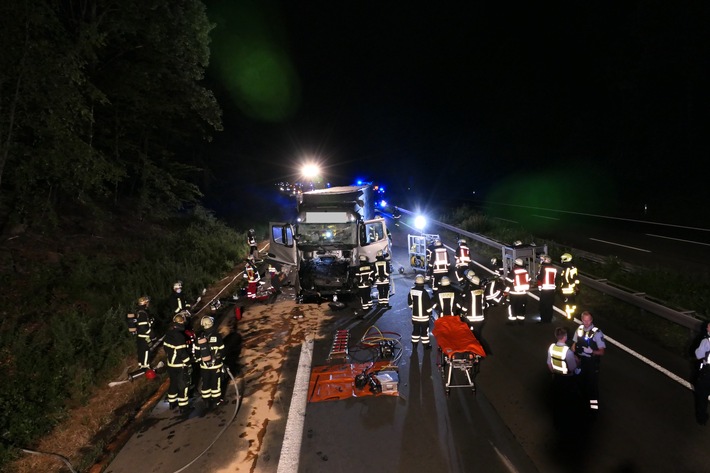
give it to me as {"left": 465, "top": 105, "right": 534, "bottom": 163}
{"left": 433, "top": 316, "right": 486, "bottom": 396}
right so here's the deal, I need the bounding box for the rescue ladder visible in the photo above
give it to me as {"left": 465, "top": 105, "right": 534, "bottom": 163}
{"left": 327, "top": 329, "right": 350, "bottom": 361}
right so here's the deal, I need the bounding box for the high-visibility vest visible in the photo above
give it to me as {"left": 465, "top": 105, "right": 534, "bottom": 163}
{"left": 511, "top": 267, "right": 530, "bottom": 294}
{"left": 549, "top": 344, "right": 570, "bottom": 374}
{"left": 432, "top": 248, "right": 450, "bottom": 273}
{"left": 455, "top": 246, "right": 470, "bottom": 267}
{"left": 409, "top": 286, "right": 433, "bottom": 322}
{"left": 538, "top": 265, "right": 557, "bottom": 290}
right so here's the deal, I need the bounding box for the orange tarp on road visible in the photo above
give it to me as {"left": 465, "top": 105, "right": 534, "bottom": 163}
{"left": 432, "top": 316, "right": 486, "bottom": 358}
{"left": 308, "top": 361, "right": 397, "bottom": 403}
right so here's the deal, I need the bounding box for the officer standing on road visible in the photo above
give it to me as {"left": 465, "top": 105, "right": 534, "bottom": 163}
{"left": 693, "top": 321, "right": 710, "bottom": 425}
{"left": 408, "top": 274, "right": 434, "bottom": 350}
{"left": 247, "top": 228, "right": 259, "bottom": 262}
{"left": 428, "top": 239, "right": 451, "bottom": 295}
{"left": 559, "top": 253, "right": 580, "bottom": 320}
{"left": 460, "top": 271, "right": 486, "bottom": 341}
{"left": 197, "top": 315, "right": 225, "bottom": 410}
{"left": 571, "top": 311, "right": 606, "bottom": 417}
{"left": 454, "top": 239, "right": 471, "bottom": 284}
{"left": 547, "top": 326, "right": 580, "bottom": 431}
{"left": 433, "top": 276, "right": 460, "bottom": 318}
{"left": 355, "top": 255, "right": 375, "bottom": 312}
{"left": 168, "top": 281, "right": 191, "bottom": 318}
{"left": 374, "top": 250, "right": 392, "bottom": 308}
{"left": 536, "top": 255, "right": 558, "bottom": 323}
{"left": 506, "top": 258, "right": 530, "bottom": 324}
{"left": 165, "top": 311, "right": 192, "bottom": 415}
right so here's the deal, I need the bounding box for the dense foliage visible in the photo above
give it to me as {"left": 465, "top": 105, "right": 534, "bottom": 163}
{"left": 0, "top": 0, "right": 222, "bottom": 226}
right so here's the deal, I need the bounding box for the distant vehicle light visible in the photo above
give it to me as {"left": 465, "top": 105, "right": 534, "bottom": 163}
{"left": 380, "top": 200, "right": 387, "bottom": 208}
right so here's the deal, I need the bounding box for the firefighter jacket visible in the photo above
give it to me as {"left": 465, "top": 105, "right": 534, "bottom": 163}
{"left": 508, "top": 267, "right": 530, "bottom": 295}
{"left": 434, "top": 285, "right": 461, "bottom": 316}
{"left": 430, "top": 247, "right": 451, "bottom": 274}
{"left": 455, "top": 244, "right": 471, "bottom": 267}
{"left": 136, "top": 308, "right": 153, "bottom": 342}
{"left": 537, "top": 263, "right": 558, "bottom": 291}
{"left": 573, "top": 324, "right": 605, "bottom": 358}
{"left": 198, "top": 328, "right": 225, "bottom": 370}
{"left": 559, "top": 263, "right": 580, "bottom": 295}
{"left": 461, "top": 284, "right": 485, "bottom": 322}
{"left": 245, "top": 263, "right": 260, "bottom": 283}
{"left": 247, "top": 234, "right": 257, "bottom": 248}
{"left": 168, "top": 290, "right": 191, "bottom": 315}
{"left": 408, "top": 284, "right": 433, "bottom": 323}
{"left": 548, "top": 342, "right": 577, "bottom": 375}
{"left": 355, "top": 263, "right": 374, "bottom": 288}
{"left": 374, "top": 256, "right": 391, "bottom": 283}
{"left": 485, "top": 278, "right": 506, "bottom": 305}
{"left": 164, "top": 323, "right": 191, "bottom": 368}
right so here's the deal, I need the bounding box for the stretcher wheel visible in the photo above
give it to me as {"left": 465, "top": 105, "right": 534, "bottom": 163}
{"left": 445, "top": 388, "right": 451, "bottom": 397}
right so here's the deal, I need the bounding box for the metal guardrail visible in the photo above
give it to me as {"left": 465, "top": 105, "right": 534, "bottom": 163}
{"left": 396, "top": 207, "right": 703, "bottom": 331}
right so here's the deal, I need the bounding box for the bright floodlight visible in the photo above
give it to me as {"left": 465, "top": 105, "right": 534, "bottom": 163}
{"left": 301, "top": 163, "right": 320, "bottom": 179}
{"left": 414, "top": 215, "right": 426, "bottom": 231}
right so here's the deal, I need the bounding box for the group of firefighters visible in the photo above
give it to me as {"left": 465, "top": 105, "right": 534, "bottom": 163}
{"left": 127, "top": 281, "right": 226, "bottom": 416}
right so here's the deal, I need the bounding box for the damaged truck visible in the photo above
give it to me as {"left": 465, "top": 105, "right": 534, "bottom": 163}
{"left": 267, "top": 184, "right": 390, "bottom": 302}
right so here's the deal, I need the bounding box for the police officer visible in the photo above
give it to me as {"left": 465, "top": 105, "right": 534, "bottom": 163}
{"left": 165, "top": 311, "right": 192, "bottom": 414}
{"left": 454, "top": 239, "right": 471, "bottom": 284}
{"left": 571, "top": 311, "right": 606, "bottom": 417}
{"left": 247, "top": 228, "right": 259, "bottom": 261}
{"left": 559, "top": 253, "right": 580, "bottom": 320}
{"left": 408, "top": 274, "right": 434, "bottom": 350}
{"left": 129, "top": 296, "right": 153, "bottom": 371}
{"left": 168, "top": 281, "right": 191, "bottom": 317}
{"left": 547, "top": 326, "right": 580, "bottom": 431}
{"left": 693, "top": 321, "right": 710, "bottom": 425}
{"left": 428, "top": 240, "right": 451, "bottom": 295}
{"left": 506, "top": 258, "right": 530, "bottom": 324}
{"left": 460, "top": 270, "right": 485, "bottom": 341}
{"left": 374, "top": 250, "right": 392, "bottom": 307}
{"left": 197, "top": 315, "right": 225, "bottom": 409}
{"left": 355, "top": 255, "right": 375, "bottom": 311}
{"left": 536, "top": 254, "right": 558, "bottom": 323}
{"left": 433, "top": 276, "right": 460, "bottom": 318}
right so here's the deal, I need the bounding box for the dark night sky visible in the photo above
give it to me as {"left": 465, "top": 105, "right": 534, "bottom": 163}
{"left": 202, "top": 2, "right": 709, "bottom": 224}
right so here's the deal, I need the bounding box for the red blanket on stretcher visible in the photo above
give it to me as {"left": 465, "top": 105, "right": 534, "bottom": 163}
{"left": 433, "top": 316, "right": 486, "bottom": 358}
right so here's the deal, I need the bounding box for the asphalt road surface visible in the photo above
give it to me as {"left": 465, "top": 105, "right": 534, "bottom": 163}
{"left": 105, "top": 218, "right": 709, "bottom": 473}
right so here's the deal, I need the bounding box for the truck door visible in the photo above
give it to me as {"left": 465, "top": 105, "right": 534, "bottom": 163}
{"left": 267, "top": 222, "right": 298, "bottom": 267}
{"left": 359, "top": 218, "right": 390, "bottom": 262}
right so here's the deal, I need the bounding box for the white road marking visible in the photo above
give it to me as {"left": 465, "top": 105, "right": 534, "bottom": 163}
{"left": 494, "top": 217, "right": 518, "bottom": 224}
{"left": 277, "top": 339, "right": 314, "bottom": 473}
{"left": 531, "top": 214, "right": 559, "bottom": 220}
{"left": 589, "top": 238, "right": 651, "bottom": 252}
{"left": 646, "top": 233, "right": 710, "bottom": 247}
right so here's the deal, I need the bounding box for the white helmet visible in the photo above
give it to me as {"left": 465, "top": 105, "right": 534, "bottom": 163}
{"left": 137, "top": 296, "right": 151, "bottom": 306}
{"left": 201, "top": 316, "right": 214, "bottom": 329}
{"left": 513, "top": 240, "right": 522, "bottom": 247}
{"left": 173, "top": 312, "right": 187, "bottom": 324}
{"left": 415, "top": 274, "right": 425, "bottom": 285}
{"left": 514, "top": 258, "right": 524, "bottom": 267}
{"left": 540, "top": 254, "right": 552, "bottom": 264}
{"left": 360, "top": 255, "right": 368, "bottom": 263}
{"left": 458, "top": 239, "right": 466, "bottom": 246}
{"left": 561, "top": 253, "right": 572, "bottom": 263}
{"left": 465, "top": 270, "right": 476, "bottom": 282}
{"left": 435, "top": 240, "right": 442, "bottom": 247}
{"left": 173, "top": 281, "right": 183, "bottom": 291}
{"left": 440, "top": 276, "right": 451, "bottom": 286}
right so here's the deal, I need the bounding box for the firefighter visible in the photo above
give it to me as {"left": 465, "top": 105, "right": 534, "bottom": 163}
{"left": 460, "top": 270, "right": 486, "bottom": 341}
{"left": 355, "top": 255, "right": 375, "bottom": 311}
{"left": 165, "top": 311, "right": 192, "bottom": 414}
{"left": 197, "top": 315, "right": 225, "bottom": 409}
{"left": 694, "top": 321, "right": 710, "bottom": 425}
{"left": 428, "top": 240, "right": 451, "bottom": 295}
{"left": 559, "top": 253, "right": 580, "bottom": 320}
{"left": 408, "top": 274, "right": 434, "bottom": 350}
{"left": 490, "top": 257, "right": 504, "bottom": 278}
{"left": 392, "top": 207, "right": 401, "bottom": 226}
{"left": 454, "top": 239, "right": 471, "bottom": 284}
{"left": 571, "top": 311, "right": 606, "bottom": 417}
{"left": 247, "top": 228, "right": 259, "bottom": 261}
{"left": 168, "top": 280, "right": 191, "bottom": 318}
{"left": 374, "top": 250, "right": 392, "bottom": 307}
{"left": 133, "top": 296, "right": 154, "bottom": 370}
{"left": 433, "top": 276, "right": 460, "bottom": 318}
{"left": 506, "top": 258, "right": 530, "bottom": 324}
{"left": 484, "top": 274, "right": 507, "bottom": 307}
{"left": 536, "top": 254, "right": 558, "bottom": 323}
{"left": 547, "top": 326, "right": 580, "bottom": 432}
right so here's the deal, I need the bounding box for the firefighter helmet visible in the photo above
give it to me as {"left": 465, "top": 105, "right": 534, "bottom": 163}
{"left": 458, "top": 239, "right": 466, "bottom": 246}
{"left": 210, "top": 300, "right": 222, "bottom": 311}
{"left": 359, "top": 255, "right": 368, "bottom": 263}
{"left": 513, "top": 240, "right": 522, "bottom": 247}
{"left": 173, "top": 312, "right": 187, "bottom": 324}
{"left": 376, "top": 250, "right": 383, "bottom": 257}
{"left": 440, "top": 276, "right": 451, "bottom": 286}
{"left": 173, "top": 281, "right": 183, "bottom": 291}
{"left": 465, "top": 270, "right": 476, "bottom": 282}
{"left": 561, "top": 253, "right": 573, "bottom": 263}
{"left": 137, "top": 296, "right": 151, "bottom": 306}
{"left": 514, "top": 258, "right": 524, "bottom": 267}
{"left": 435, "top": 239, "right": 442, "bottom": 247}
{"left": 415, "top": 274, "right": 425, "bottom": 285}
{"left": 541, "top": 254, "right": 552, "bottom": 264}
{"left": 201, "top": 316, "right": 214, "bottom": 329}
{"left": 466, "top": 271, "right": 481, "bottom": 286}
{"left": 491, "top": 257, "right": 498, "bottom": 265}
